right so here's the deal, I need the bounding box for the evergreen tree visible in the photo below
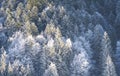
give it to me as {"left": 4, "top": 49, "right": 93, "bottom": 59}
{"left": 0, "top": 47, "right": 7, "bottom": 76}
{"left": 101, "top": 32, "right": 117, "bottom": 76}
{"left": 7, "top": 62, "right": 13, "bottom": 76}
{"left": 43, "top": 62, "right": 59, "bottom": 76}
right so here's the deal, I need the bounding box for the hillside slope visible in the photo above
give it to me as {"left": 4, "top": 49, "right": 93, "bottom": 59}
{"left": 0, "top": 0, "right": 119, "bottom": 76}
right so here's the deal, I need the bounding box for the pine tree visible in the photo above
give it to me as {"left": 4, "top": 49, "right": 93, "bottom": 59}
{"left": 115, "top": 13, "right": 120, "bottom": 39}
{"left": 115, "top": 0, "right": 120, "bottom": 39}
{"left": 43, "top": 62, "right": 59, "bottom": 76}
{"left": 7, "top": 62, "right": 13, "bottom": 76}
{"left": 101, "top": 32, "right": 117, "bottom": 76}
{"left": 16, "top": 2, "right": 24, "bottom": 19}
{"left": 0, "top": 47, "right": 7, "bottom": 76}
{"left": 116, "top": 0, "right": 120, "bottom": 15}
{"left": 91, "top": 24, "right": 105, "bottom": 76}
{"left": 26, "top": 0, "right": 47, "bottom": 10}
{"left": 71, "top": 36, "right": 92, "bottom": 76}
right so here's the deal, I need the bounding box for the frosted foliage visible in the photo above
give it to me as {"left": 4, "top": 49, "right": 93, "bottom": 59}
{"left": 73, "top": 37, "right": 92, "bottom": 55}
{"left": 35, "top": 34, "right": 46, "bottom": 45}
{"left": 0, "top": 0, "right": 119, "bottom": 76}
{"left": 47, "top": 38, "right": 54, "bottom": 48}
{"left": 71, "top": 52, "right": 91, "bottom": 76}
{"left": 9, "top": 31, "right": 41, "bottom": 57}
{"left": 103, "top": 55, "right": 117, "bottom": 76}
{"left": 0, "top": 47, "right": 7, "bottom": 73}
{"left": 94, "top": 24, "right": 104, "bottom": 36}
{"left": 25, "top": 35, "right": 41, "bottom": 55}
{"left": 115, "top": 41, "right": 120, "bottom": 76}
{"left": 7, "top": 31, "right": 53, "bottom": 75}
{"left": 59, "top": 6, "right": 66, "bottom": 17}
{"left": 101, "top": 32, "right": 117, "bottom": 76}
{"left": 8, "top": 31, "right": 41, "bottom": 70}
{"left": 71, "top": 36, "right": 92, "bottom": 76}
{"left": 102, "top": 46, "right": 117, "bottom": 76}
{"left": 43, "top": 62, "right": 59, "bottom": 76}
{"left": 71, "top": 53, "right": 90, "bottom": 76}
{"left": 66, "top": 38, "right": 72, "bottom": 48}
{"left": 85, "top": 30, "right": 93, "bottom": 40}
{"left": 8, "top": 32, "right": 25, "bottom": 58}
{"left": 0, "top": 23, "right": 3, "bottom": 29}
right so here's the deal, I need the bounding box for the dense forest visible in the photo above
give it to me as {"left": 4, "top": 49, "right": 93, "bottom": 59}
{"left": 0, "top": 0, "right": 120, "bottom": 76}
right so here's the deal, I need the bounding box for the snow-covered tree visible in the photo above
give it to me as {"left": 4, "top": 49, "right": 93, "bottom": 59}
{"left": 43, "top": 62, "right": 59, "bottom": 76}
{"left": 7, "top": 62, "right": 13, "bottom": 76}
{"left": 0, "top": 47, "right": 7, "bottom": 75}
{"left": 71, "top": 36, "right": 92, "bottom": 76}
{"left": 101, "top": 32, "right": 117, "bottom": 76}
{"left": 0, "top": 0, "right": 119, "bottom": 76}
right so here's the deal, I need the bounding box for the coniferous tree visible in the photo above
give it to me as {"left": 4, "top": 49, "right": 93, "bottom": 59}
{"left": 0, "top": 47, "right": 7, "bottom": 76}
{"left": 101, "top": 32, "right": 117, "bottom": 76}
{"left": 43, "top": 62, "right": 59, "bottom": 76}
